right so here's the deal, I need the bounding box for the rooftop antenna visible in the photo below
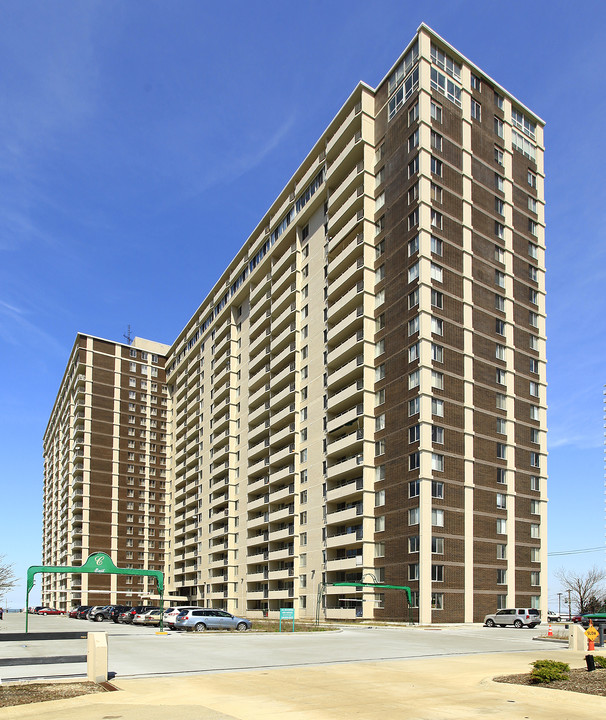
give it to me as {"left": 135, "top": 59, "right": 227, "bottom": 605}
{"left": 123, "top": 325, "right": 133, "bottom": 345}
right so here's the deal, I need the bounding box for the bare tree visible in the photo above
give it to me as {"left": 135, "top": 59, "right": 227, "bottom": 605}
{"left": 0, "top": 555, "right": 17, "bottom": 597}
{"left": 556, "top": 566, "right": 606, "bottom": 615}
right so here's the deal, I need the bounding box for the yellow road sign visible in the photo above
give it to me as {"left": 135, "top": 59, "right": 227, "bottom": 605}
{"left": 585, "top": 626, "right": 599, "bottom": 641}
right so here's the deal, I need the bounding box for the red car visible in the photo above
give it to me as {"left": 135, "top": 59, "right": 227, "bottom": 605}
{"left": 37, "top": 608, "right": 65, "bottom": 615}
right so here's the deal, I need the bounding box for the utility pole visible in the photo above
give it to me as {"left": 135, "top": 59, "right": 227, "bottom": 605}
{"left": 557, "top": 592, "right": 562, "bottom": 617}
{"left": 568, "top": 589, "right": 572, "bottom": 620}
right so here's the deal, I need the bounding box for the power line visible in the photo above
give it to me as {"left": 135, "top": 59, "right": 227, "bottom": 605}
{"left": 548, "top": 546, "right": 604, "bottom": 557}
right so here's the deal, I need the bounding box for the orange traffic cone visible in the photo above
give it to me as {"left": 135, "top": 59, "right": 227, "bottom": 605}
{"left": 548, "top": 624, "right": 553, "bottom": 637}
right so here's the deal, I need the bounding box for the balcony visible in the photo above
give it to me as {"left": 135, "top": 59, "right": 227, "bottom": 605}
{"left": 247, "top": 513, "right": 270, "bottom": 530}
{"left": 270, "top": 361, "right": 296, "bottom": 390}
{"left": 269, "top": 483, "right": 295, "bottom": 504}
{"left": 328, "top": 379, "right": 364, "bottom": 414}
{"left": 327, "top": 330, "right": 364, "bottom": 368}
{"left": 271, "top": 246, "right": 297, "bottom": 279}
{"left": 326, "top": 527, "right": 363, "bottom": 548}
{"left": 248, "top": 418, "right": 270, "bottom": 444}
{"left": 271, "top": 342, "right": 296, "bottom": 373}
{"left": 328, "top": 212, "right": 364, "bottom": 256}
{"left": 270, "top": 443, "right": 295, "bottom": 466}
{"left": 249, "top": 493, "right": 270, "bottom": 512}
{"left": 326, "top": 453, "right": 365, "bottom": 481}
{"left": 326, "top": 129, "right": 364, "bottom": 183}
{"left": 329, "top": 186, "right": 364, "bottom": 237}
{"left": 269, "top": 463, "right": 295, "bottom": 486}
{"left": 249, "top": 400, "right": 271, "bottom": 426}
{"left": 269, "top": 524, "right": 295, "bottom": 542}
{"left": 270, "top": 381, "right": 296, "bottom": 411}
{"left": 249, "top": 382, "right": 271, "bottom": 408}
{"left": 327, "top": 403, "right": 364, "bottom": 435}
{"left": 326, "top": 555, "right": 363, "bottom": 572}
{"left": 326, "top": 102, "right": 363, "bottom": 158}
{"left": 268, "top": 546, "right": 295, "bottom": 562}
{"left": 326, "top": 503, "right": 364, "bottom": 525}
{"left": 270, "top": 403, "right": 296, "bottom": 431}
{"left": 249, "top": 363, "right": 271, "bottom": 392}
{"left": 270, "top": 504, "right": 295, "bottom": 523}
{"left": 326, "top": 429, "right": 364, "bottom": 458}
{"left": 250, "top": 327, "right": 271, "bottom": 357}
{"left": 327, "top": 355, "right": 364, "bottom": 393}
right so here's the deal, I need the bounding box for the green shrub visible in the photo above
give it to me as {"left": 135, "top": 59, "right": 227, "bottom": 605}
{"left": 593, "top": 655, "right": 606, "bottom": 669}
{"left": 529, "top": 659, "right": 570, "bottom": 684}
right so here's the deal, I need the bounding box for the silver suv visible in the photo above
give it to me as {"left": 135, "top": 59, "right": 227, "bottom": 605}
{"left": 483, "top": 608, "right": 541, "bottom": 629}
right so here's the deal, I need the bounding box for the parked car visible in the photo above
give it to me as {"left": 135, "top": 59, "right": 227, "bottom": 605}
{"left": 109, "top": 605, "right": 132, "bottom": 623}
{"left": 86, "top": 606, "right": 107, "bottom": 621}
{"left": 133, "top": 609, "right": 164, "bottom": 626}
{"left": 120, "top": 606, "right": 160, "bottom": 624}
{"left": 76, "top": 606, "right": 92, "bottom": 619}
{"left": 37, "top": 608, "right": 65, "bottom": 615}
{"left": 581, "top": 610, "right": 606, "bottom": 628}
{"left": 569, "top": 615, "right": 583, "bottom": 623}
{"left": 483, "top": 608, "right": 541, "bottom": 629}
{"left": 87, "top": 605, "right": 114, "bottom": 622}
{"left": 174, "top": 609, "right": 252, "bottom": 632}
{"left": 547, "top": 611, "right": 561, "bottom": 622}
{"left": 163, "top": 606, "right": 199, "bottom": 630}
{"left": 69, "top": 605, "right": 89, "bottom": 619}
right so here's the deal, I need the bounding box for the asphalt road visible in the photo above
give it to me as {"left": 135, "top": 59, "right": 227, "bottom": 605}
{"left": 0, "top": 613, "right": 567, "bottom": 682}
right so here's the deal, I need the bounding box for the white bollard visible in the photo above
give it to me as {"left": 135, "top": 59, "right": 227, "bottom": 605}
{"left": 87, "top": 632, "right": 108, "bottom": 683}
{"left": 567, "top": 623, "right": 588, "bottom": 652}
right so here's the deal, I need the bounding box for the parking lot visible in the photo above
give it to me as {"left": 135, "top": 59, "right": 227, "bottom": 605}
{"left": 0, "top": 611, "right": 567, "bottom": 682}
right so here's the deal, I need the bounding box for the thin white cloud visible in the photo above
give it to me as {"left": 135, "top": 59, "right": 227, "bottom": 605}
{"left": 0, "top": 299, "right": 65, "bottom": 355}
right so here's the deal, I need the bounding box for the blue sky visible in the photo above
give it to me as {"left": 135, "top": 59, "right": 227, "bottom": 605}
{"left": 1, "top": 0, "right": 604, "bottom": 613}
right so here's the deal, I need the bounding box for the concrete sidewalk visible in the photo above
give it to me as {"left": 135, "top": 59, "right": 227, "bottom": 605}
{"left": 1, "top": 649, "right": 603, "bottom": 719}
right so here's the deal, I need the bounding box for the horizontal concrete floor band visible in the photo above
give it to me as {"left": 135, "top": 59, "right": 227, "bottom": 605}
{"left": 0, "top": 655, "right": 86, "bottom": 666}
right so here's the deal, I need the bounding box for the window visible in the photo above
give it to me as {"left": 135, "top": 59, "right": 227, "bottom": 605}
{"left": 431, "top": 479, "right": 444, "bottom": 497}
{"left": 495, "top": 319, "right": 505, "bottom": 335}
{"left": 430, "top": 263, "right": 443, "bottom": 282}
{"left": 375, "top": 217, "right": 385, "bottom": 237}
{"left": 409, "top": 535, "right": 419, "bottom": 553}
{"left": 494, "top": 116, "right": 504, "bottom": 138}
{"left": 497, "top": 544, "right": 506, "bottom": 560}
{"left": 494, "top": 173, "right": 504, "bottom": 193}
{"left": 531, "top": 523, "right": 540, "bottom": 538}
{"left": 408, "top": 316, "right": 419, "bottom": 336}
{"left": 409, "top": 397, "right": 420, "bottom": 416}
{"left": 531, "top": 571, "right": 540, "bottom": 586}
{"left": 495, "top": 221, "right": 505, "bottom": 239}
{"left": 375, "top": 440, "right": 385, "bottom": 456}
{"left": 408, "top": 507, "right": 419, "bottom": 525}
{"left": 531, "top": 547, "right": 540, "bottom": 562}
{"left": 376, "top": 339, "right": 385, "bottom": 357}
{"left": 529, "top": 288, "right": 538, "bottom": 305}
{"left": 432, "top": 592, "right": 444, "bottom": 610}
{"left": 375, "top": 388, "right": 385, "bottom": 406}
{"left": 496, "top": 442, "right": 507, "bottom": 459}
{"left": 527, "top": 170, "right": 537, "bottom": 188}
{"left": 375, "top": 516, "right": 385, "bottom": 532}
{"left": 375, "top": 192, "right": 385, "bottom": 211}
{"left": 431, "top": 317, "right": 443, "bottom": 336}
{"left": 528, "top": 265, "right": 538, "bottom": 282}
{"left": 408, "top": 342, "right": 419, "bottom": 362}
{"left": 495, "top": 343, "right": 506, "bottom": 361}
{"left": 496, "top": 368, "right": 506, "bottom": 385}
{"left": 529, "top": 311, "right": 538, "bottom": 328}
{"left": 409, "top": 479, "right": 420, "bottom": 497}
{"left": 431, "top": 453, "right": 444, "bottom": 472}
{"left": 408, "top": 288, "right": 419, "bottom": 308}
{"left": 408, "top": 129, "right": 419, "bottom": 152}
{"left": 531, "top": 499, "right": 540, "bottom": 515}
{"left": 471, "top": 73, "right": 481, "bottom": 91}
{"left": 408, "top": 155, "right": 419, "bottom": 177}
{"left": 529, "top": 335, "right": 539, "bottom": 351}
{"left": 529, "top": 219, "right": 538, "bottom": 236}
{"left": 375, "top": 542, "right": 385, "bottom": 558}
{"left": 530, "top": 452, "right": 540, "bottom": 468}
{"left": 496, "top": 418, "right": 507, "bottom": 434}
{"left": 431, "top": 370, "right": 444, "bottom": 389}
{"left": 375, "top": 414, "right": 386, "bottom": 432}
{"left": 375, "top": 265, "right": 385, "bottom": 283}
{"left": 409, "top": 101, "right": 419, "bottom": 124}
{"left": 528, "top": 196, "right": 537, "bottom": 213}
{"left": 408, "top": 183, "right": 419, "bottom": 205}
{"left": 431, "top": 183, "right": 443, "bottom": 203}
{"left": 432, "top": 536, "right": 444, "bottom": 554}
{"left": 471, "top": 99, "right": 481, "bottom": 120}
{"left": 408, "top": 261, "right": 419, "bottom": 282}
{"left": 376, "top": 465, "right": 385, "bottom": 482}
{"left": 494, "top": 147, "right": 504, "bottom": 166}
{"left": 430, "top": 44, "right": 461, "bottom": 80}
{"left": 431, "top": 236, "right": 443, "bottom": 255}
{"left": 431, "top": 564, "right": 444, "bottom": 582}
{"left": 530, "top": 404, "right": 539, "bottom": 420}
{"left": 374, "top": 168, "right": 385, "bottom": 190}
{"left": 376, "top": 364, "right": 385, "bottom": 381}
{"left": 512, "top": 108, "right": 536, "bottom": 139}
{"left": 431, "top": 210, "right": 443, "bottom": 229}
{"left": 432, "top": 427, "right": 444, "bottom": 445}
{"left": 528, "top": 242, "right": 538, "bottom": 259}
{"left": 495, "top": 294, "right": 505, "bottom": 312}
{"left": 432, "top": 508, "right": 444, "bottom": 527}
{"left": 497, "top": 569, "right": 507, "bottom": 585}
{"left": 431, "top": 290, "right": 443, "bottom": 309}
{"left": 431, "top": 157, "right": 443, "bottom": 176}
{"left": 431, "top": 100, "right": 442, "bottom": 122}
{"left": 512, "top": 129, "right": 536, "bottom": 161}
{"left": 375, "top": 489, "right": 385, "bottom": 506}
{"left": 430, "top": 66, "right": 462, "bottom": 106}
{"left": 496, "top": 518, "right": 506, "bottom": 534}
{"left": 408, "top": 235, "right": 419, "bottom": 256}
{"left": 432, "top": 398, "right": 444, "bottom": 417}
{"left": 530, "top": 475, "right": 540, "bottom": 491}
{"left": 495, "top": 198, "right": 505, "bottom": 217}
{"left": 496, "top": 493, "right": 507, "bottom": 509}
{"left": 494, "top": 92, "right": 504, "bottom": 110}
{"left": 431, "top": 131, "right": 443, "bottom": 151}
{"left": 300, "top": 449, "right": 307, "bottom": 462}
{"left": 409, "top": 563, "right": 419, "bottom": 581}
{"left": 495, "top": 270, "right": 505, "bottom": 288}
{"left": 529, "top": 381, "right": 539, "bottom": 397}
{"left": 431, "top": 343, "right": 443, "bottom": 363}
{"left": 408, "top": 370, "right": 420, "bottom": 389}
{"left": 409, "top": 452, "right": 420, "bottom": 470}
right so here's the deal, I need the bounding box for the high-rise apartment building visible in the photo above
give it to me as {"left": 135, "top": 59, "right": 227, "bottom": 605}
{"left": 42, "top": 334, "right": 170, "bottom": 608}
{"left": 164, "top": 24, "right": 546, "bottom": 623}
{"left": 42, "top": 24, "right": 546, "bottom": 624}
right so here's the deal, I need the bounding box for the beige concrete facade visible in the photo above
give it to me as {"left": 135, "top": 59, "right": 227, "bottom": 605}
{"left": 163, "top": 23, "right": 546, "bottom": 624}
